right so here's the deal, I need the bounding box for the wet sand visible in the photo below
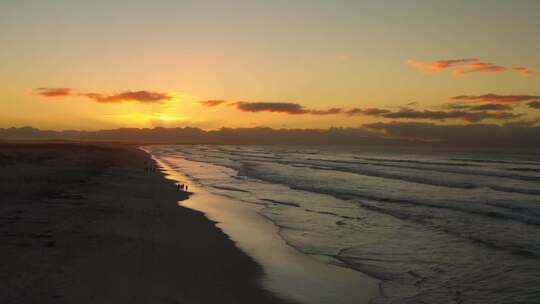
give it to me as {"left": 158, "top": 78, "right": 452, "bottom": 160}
{"left": 147, "top": 147, "right": 381, "bottom": 304}
{"left": 0, "top": 142, "right": 293, "bottom": 304}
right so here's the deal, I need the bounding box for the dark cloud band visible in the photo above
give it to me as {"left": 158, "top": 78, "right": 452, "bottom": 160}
{"left": 450, "top": 94, "right": 540, "bottom": 104}
{"left": 35, "top": 88, "right": 171, "bottom": 104}
{"left": 35, "top": 88, "right": 73, "bottom": 97}
{"left": 202, "top": 99, "right": 524, "bottom": 122}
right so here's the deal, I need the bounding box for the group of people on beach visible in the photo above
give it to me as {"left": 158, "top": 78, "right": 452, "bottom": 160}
{"left": 143, "top": 160, "right": 189, "bottom": 192}
{"left": 176, "top": 183, "right": 189, "bottom": 192}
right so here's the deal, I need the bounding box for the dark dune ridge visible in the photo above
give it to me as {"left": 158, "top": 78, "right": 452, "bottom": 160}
{"left": 2, "top": 124, "right": 540, "bottom": 147}
{"left": 0, "top": 142, "right": 293, "bottom": 304}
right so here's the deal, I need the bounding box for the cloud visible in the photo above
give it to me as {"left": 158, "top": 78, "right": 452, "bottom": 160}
{"left": 218, "top": 99, "right": 522, "bottom": 122}
{"left": 200, "top": 99, "right": 227, "bottom": 107}
{"left": 528, "top": 100, "right": 540, "bottom": 109}
{"left": 447, "top": 103, "right": 513, "bottom": 111}
{"left": 34, "top": 88, "right": 73, "bottom": 97}
{"left": 511, "top": 67, "right": 536, "bottom": 77}
{"left": 451, "top": 61, "right": 507, "bottom": 77}
{"left": 310, "top": 108, "right": 343, "bottom": 115}
{"left": 381, "top": 109, "right": 519, "bottom": 122}
{"left": 230, "top": 101, "right": 343, "bottom": 115}
{"left": 445, "top": 104, "right": 470, "bottom": 110}
{"left": 408, "top": 59, "right": 535, "bottom": 77}
{"left": 450, "top": 94, "right": 540, "bottom": 104}
{"left": 407, "top": 59, "right": 477, "bottom": 72}
{"left": 232, "top": 102, "right": 309, "bottom": 114}
{"left": 80, "top": 91, "right": 171, "bottom": 103}
{"left": 468, "top": 103, "right": 513, "bottom": 111}
{"left": 204, "top": 100, "right": 380, "bottom": 117}
{"left": 344, "top": 107, "right": 519, "bottom": 122}
{"left": 346, "top": 108, "right": 391, "bottom": 116}
{"left": 35, "top": 88, "right": 172, "bottom": 104}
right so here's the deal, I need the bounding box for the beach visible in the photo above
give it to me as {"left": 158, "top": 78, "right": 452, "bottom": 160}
{"left": 0, "top": 142, "right": 293, "bottom": 304}
{"left": 147, "top": 146, "right": 380, "bottom": 304}
{"left": 4, "top": 141, "right": 538, "bottom": 304}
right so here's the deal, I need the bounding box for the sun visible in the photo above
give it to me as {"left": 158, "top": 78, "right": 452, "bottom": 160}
{"left": 107, "top": 112, "right": 186, "bottom": 126}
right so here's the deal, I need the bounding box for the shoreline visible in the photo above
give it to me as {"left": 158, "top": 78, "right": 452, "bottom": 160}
{"left": 146, "top": 145, "right": 381, "bottom": 304}
{"left": 0, "top": 142, "right": 294, "bottom": 304}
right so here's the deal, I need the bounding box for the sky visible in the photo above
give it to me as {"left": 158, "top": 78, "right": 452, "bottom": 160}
{"left": 1, "top": 0, "right": 539, "bottom": 131}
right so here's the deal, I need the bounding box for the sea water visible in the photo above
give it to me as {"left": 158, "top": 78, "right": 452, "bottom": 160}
{"left": 148, "top": 145, "right": 540, "bottom": 304}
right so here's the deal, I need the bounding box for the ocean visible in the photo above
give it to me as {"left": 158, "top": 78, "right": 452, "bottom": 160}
{"left": 147, "top": 145, "right": 540, "bottom": 304}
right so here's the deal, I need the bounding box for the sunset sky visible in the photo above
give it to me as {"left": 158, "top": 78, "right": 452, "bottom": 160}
{"left": 1, "top": 0, "right": 539, "bottom": 130}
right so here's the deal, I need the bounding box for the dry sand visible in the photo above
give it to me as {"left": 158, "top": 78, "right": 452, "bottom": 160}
{"left": 0, "top": 142, "right": 294, "bottom": 304}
